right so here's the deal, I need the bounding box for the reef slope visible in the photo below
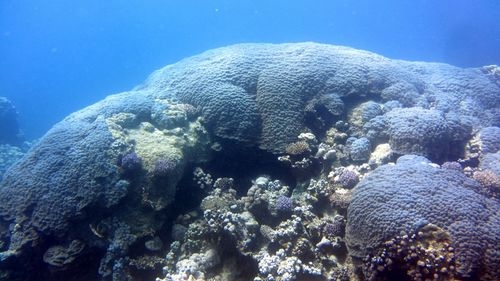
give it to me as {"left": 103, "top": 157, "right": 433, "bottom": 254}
{"left": 0, "top": 43, "right": 498, "bottom": 281}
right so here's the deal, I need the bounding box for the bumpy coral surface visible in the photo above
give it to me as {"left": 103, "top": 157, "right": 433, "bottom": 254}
{"left": 475, "top": 126, "right": 500, "bottom": 154}
{"left": 0, "top": 93, "right": 210, "bottom": 281}
{"left": 160, "top": 172, "right": 353, "bottom": 281}
{"left": 364, "top": 107, "right": 471, "bottom": 161}
{"left": 140, "top": 43, "right": 499, "bottom": 153}
{"left": 0, "top": 43, "right": 499, "bottom": 281}
{"left": 480, "top": 152, "right": 500, "bottom": 175}
{"left": 120, "top": 152, "right": 143, "bottom": 172}
{"left": 349, "top": 137, "right": 372, "bottom": 162}
{"left": 346, "top": 155, "right": 500, "bottom": 280}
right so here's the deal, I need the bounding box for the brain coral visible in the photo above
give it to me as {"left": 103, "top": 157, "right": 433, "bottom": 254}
{"left": 0, "top": 114, "right": 120, "bottom": 235}
{"left": 480, "top": 152, "right": 500, "bottom": 176}
{"left": 477, "top": 126, "right": 500, "bottom": 154}
{"left": 0, "top": 93, "right": 157, "bottom": 235}
{"left": 346, "top": 155, "right": 500, "bottom": 280}
{"left": 0, "top": 92, "right": 210, "bottom": 280}
{"left": 140, "top": 43, "right": 499, "bottom": 152}
{"left": 349, "top": 137, "right": 372, "bottom": 162}
{"left": 364, "top": 107, "right": 471, "bottom": 161}
{"left": 0, "top": 43, "right": 499, "bottom": 280}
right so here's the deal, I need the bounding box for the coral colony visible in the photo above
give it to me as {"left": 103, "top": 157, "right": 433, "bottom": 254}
{"left": 0, "top": 43, "right": 499, "bottom": 281}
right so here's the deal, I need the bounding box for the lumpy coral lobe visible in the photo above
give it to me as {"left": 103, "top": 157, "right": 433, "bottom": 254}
{"left": 0, "top": 116, "right": 119, "bottom": 234}
{"left": 0, "top": 43, "right": 499, "bottom": 281}
{"left": 142, "top": 43, "right": 498, "bottom": 154}
{"left": 346, "top": 155, "right": 500, "bottom": 280}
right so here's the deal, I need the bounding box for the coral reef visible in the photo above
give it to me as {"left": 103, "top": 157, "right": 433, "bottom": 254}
{"left": 1, "top": 43, "right": 499, "bottom": 280}
{"left": 380, "top": 81, "right": 424, "bottom": 107}
{"left": 346, "top": 155, "right": 500, "bottom": 280}
{"left": 141, "top": 43, "right": 499, "bottom": 153}
{"left": 441, "top": 161, "right": 462, "bottom": 172}
{"left": 475, "top": 127, "right": 500, "bottom": 154}
{"left": 481, "top": 64, "right": 500, "bottom": 86}
{"left": 120, "top": 152, "right": 143, "bottom": 172}
{"left": 0, "top": 144, "right": 25, "bottom": 181}
{"left": 0, "top": 97, "right": 23, "bottom": 146}
{"left": 473, "top": 169, "right": 500, "bottom": 198}
{"left": 480, "top": 152, "right": 500, "bottom": 175}
{"left": 285, "top": 141, "right": 311, "bottom": 156}
{"left": 275, "top": 195, "right": 293, "bottom": 214}
{"left": 364, "top": 224, "right": 457, "bottom": 281}
{"left": 364, "top": 108, "right": 471, "bottom": 161}
{"left": 465, "top": 126, "right": 500, "bottom": 163}
{"left": 153, "top": 157, "right": 178, "bottom": 178}
{"left": 348, "top": 138, "right": 371, "bottom": 162}
{"left": 43, "top": 239, "right": 86, "bottom": 268}
{"left": 0, "top": 94, "right": 210, "bottom": 281}
{"left": 0, "top": 97, "right": 28, "bottom": 181}
{"left": 334, "top": 169, "right": 359, "bottom": 189}
{"left": 348, "top": 101, "right": 383, "bottom": 130}
{"left": 159, "top": 173, "right": 354, "bottom": 281}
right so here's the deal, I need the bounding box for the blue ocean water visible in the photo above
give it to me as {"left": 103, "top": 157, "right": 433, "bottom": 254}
{"left": 1, "top": 0, "right": 499, "bottom": 139}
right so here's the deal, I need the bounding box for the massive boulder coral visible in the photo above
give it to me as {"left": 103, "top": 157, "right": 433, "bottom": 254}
{"left": 139, "top": 43, "right": 499, "bottom": 152}
{"left": 480, "top": 152, "right": 500, "bottom": 175}
{"left": 0, "top": 43, "right": 499, "bottom": 280}
{"left": 364, "top": 107, "right": 472, "bottom": 161}
{"left": 475, "top": 126, "right": 500, "bottom": 154}
{"left": 0, "top": 92, "right": 210, "bottom": 280}
{"left": 346, "top": 155, "right": 500, "bottom": 280}
{"left": 467, "top": 126, "right": 500, "bottom": 157}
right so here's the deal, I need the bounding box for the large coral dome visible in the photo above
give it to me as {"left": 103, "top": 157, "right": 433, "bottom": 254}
{"left": 0, "top": 43, "right": 499, "bottom": 281}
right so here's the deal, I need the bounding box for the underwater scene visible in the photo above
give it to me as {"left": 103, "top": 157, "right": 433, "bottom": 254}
{"left": 0, "top": 1, "right": 499, "bottom": 281}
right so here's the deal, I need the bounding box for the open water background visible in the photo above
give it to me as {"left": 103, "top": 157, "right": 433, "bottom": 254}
{"left": 1, "top": 0, "right": 499, "bottom": 139}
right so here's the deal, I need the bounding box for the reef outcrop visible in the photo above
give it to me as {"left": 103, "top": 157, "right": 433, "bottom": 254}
{"left": 0, "top": 97, "right": 23, "bottom": 146}
{"left": 0, "top": 43, "right": 498, "bottom": 281}
{"left": 346, "top": 155, "right": 499, "bottom": 280}
{"left": 0, "top": 97, "right": 26, "bottom": 181}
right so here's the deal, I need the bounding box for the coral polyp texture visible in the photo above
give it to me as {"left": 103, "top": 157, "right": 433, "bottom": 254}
{"left": 140, "top": 43, "right": 498, "bottom": 152}
{"left": 346, "top": 155, "right": 499, "bottom": 280}
{"left": 120, "top": 152, "right": 143, "bottom": 172}
{"left": 0, "top": 43, "right": 499, "bottom": 281}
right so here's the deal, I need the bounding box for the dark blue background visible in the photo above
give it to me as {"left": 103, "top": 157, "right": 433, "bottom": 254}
{"left": 1, "top": 0, "right": 499, "bottom": 138}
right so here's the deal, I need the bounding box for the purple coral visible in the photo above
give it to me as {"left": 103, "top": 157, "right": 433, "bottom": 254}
{"left": 153, "top": 158, "right": 177, "bottom": 177}
{"left": 336, "top": 170, "right": 359, "bottom": 189}
{"left": 346, "top": 155, "right": 499, "bottom": 280}
{"left": 323, "top": 215, "right": 346, "bottom": 238}
{"left": 213, "top": 177, "right": 234, "bottom": 190}
{"left": 473, "top": 170, "right": 500, "bottom": 197}
{"left": 441, "top": 161, "right": 462, "bottom": 172}
{"left": 275, "top": 195, "right": 293, "bottom": 213}
{"left": 120, "top": 152, "right": 142, "bottom": 172}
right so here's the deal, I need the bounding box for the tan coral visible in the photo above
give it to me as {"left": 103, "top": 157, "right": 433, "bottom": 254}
{"left": 329, "top": 188, "right": 352, "bottom": 210}
{"left": 369, "top": 143, "right": 393, "bottom": 166}
{"left": 285, "top": 141, "right": 311, "bottom": 156}
{"left": 473, "top": 169, "right": 500, "bottom": 198}
{"left": 363, "top": 224, "right": 459, "bottom": 281}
